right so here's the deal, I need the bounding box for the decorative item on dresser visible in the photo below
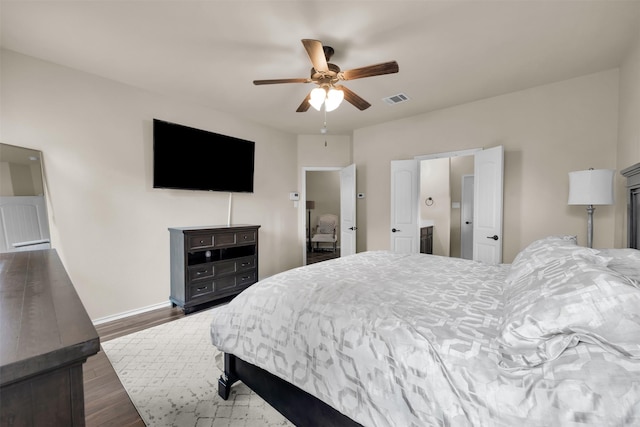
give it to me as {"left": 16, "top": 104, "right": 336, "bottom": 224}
{"left": 168, "top": 225, "right": 260, "bottom": 314}
{"left": 0, "top": 249, "right": 100, "bottom": 426}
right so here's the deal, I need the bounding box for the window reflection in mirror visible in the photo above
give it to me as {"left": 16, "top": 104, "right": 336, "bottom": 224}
{"left": 0, "top": 143, "right": 51, "bottom": 252}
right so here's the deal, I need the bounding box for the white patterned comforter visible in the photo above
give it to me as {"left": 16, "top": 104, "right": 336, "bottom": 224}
{"left": 210, "top": 251, "right": 640, "bottom": 426}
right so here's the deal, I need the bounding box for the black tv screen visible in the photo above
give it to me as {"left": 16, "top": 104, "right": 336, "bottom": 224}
{"left": 153, "top": 119, "right": 255, "bottom": 193}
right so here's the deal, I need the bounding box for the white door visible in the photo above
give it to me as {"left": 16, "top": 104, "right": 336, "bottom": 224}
{"left": 472, "top": 146, "right": 504, "bottom": 264}
{"left": 390, "top": 160, "right": 420, "bottom": 253}
{"left": 340, "top": 164, "right": 357, "bottom": 257}
{"left": 460, "top": 175, "right": 474, "bottom": 260}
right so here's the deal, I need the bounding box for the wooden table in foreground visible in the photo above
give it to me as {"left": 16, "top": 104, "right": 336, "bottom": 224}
{"left": 0, "top": 249, "right": 100, "bottom": 426}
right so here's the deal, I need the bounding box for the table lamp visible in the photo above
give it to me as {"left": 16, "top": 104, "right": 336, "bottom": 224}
{"left": 568, "top": 168, "right": 614, "bottom": 248}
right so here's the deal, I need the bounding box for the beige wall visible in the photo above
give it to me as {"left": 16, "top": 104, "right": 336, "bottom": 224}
{"left": 1, "top": 49, "right": 300, "bottom": 320}
{"left": 353, "top": 70, "right": 620, "bottom": 262}
{"left": 617, "top": 27, "right": 640, "bottom": 247}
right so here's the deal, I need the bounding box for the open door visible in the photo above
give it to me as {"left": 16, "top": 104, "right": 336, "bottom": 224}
{"left": 390, "top": 160, "right": 420, "bottom": 253}
{"left": 472, "top": 146, "right": 504, "bottom": 264}
{"left": 460, "top": 175, "right": 474, "bottom": 260}
{"left": 340, "top": 164, "right": 356, "bottom": 257}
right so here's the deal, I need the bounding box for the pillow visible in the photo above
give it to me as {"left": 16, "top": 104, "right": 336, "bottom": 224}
{"left": 505, "top": 235, "right": 598, "bottom": 287}
{"left": 496, "top": 256, "right": 640, "bottom": 370}
{"left": 598, "top": 248, "right": 640, "bottom": 287}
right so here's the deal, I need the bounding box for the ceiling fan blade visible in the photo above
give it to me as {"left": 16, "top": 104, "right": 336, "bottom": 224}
{"left": 341, "top": 61, "right": 399, "bottom": 80}
{"left": 301, "top": 39, "right": 329, "bottom": 73}
{"left": 253, "top": 78, "right": 310, "bottom": 85}
{"left": 335, "top": 85, "right": 371, "bottom": 111}
{"left": 296, "top": 92, "right": 311, "bottom": 112}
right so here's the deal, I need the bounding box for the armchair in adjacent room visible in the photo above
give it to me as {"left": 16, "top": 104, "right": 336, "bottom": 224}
{"left": 310, "top": 213, "right": 338, "bottom": 252}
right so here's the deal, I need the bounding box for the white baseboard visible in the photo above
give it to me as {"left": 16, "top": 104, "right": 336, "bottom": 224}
{"left": 93, "top": 301, "right": 173, "bottom": 326}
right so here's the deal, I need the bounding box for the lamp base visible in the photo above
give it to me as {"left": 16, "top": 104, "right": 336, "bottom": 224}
{"left": 586, "top": 205, "right": 594, "bottom": 248}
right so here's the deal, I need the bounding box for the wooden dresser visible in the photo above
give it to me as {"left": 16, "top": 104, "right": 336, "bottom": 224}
{"left": 0, "top": 249, "right": 100, "bottom": 426}
{"left": 169, "top": 225, "right": 260, "bottom": 313}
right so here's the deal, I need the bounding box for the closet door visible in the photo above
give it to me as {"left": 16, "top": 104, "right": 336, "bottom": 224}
{"left": 390, "top": 160, "right": 420, "bottom": 253}
{"left": 472, "top": 145, "right": 504, "bottom": 264}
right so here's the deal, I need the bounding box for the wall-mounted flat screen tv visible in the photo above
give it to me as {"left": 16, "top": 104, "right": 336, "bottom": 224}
{"left": 153, "top": 119, "right": 255, "bottom": 193}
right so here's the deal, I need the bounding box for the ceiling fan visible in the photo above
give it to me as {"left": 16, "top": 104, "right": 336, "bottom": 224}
{"left": 253, "top": 39, "right": 399, "bottom": 112}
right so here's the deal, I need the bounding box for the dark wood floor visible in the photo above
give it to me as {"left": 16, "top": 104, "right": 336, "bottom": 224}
{"left": 307, "top": 248, "right": 340, "bottom": 264}
{"left": 83, "top": 305, "right": 185, "bottom": 426}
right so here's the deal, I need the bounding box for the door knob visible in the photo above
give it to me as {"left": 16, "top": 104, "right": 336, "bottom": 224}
{"left": 349, "top": 226, "right": 357, "bottom": 230}
{"left": 486, "top": 235, "right": 499, "bottom": 241}
{"left": 392, "top": 228, "right": 400, "bottom": 233}
{"left": 465, "top": 221, "right": 472, "bottom": 225}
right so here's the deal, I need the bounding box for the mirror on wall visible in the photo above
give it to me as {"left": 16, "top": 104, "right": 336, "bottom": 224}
{"left": 0, "top": 143, "right": 51, "bottom": 253}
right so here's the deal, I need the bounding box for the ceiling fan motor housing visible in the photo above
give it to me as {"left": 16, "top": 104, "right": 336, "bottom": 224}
{"left": 310, "top": 63, "right": 341, "bottom": 83}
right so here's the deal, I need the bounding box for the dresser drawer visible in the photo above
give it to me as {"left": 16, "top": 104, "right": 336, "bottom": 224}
{"left": 236, "top": 255, "right": 256, "bottom": 271}
{"left": 236, "top": 270, "right": 257, "bottom": 287}
{"left": 213, "top": 232, "right": 236, "bottom": 247}
{"left": 187, "top": 281, "right": 214, "bottom": 300}
{"left": 210, "top": 230, "right": 257, "bottom": 248}
{"left": 188, "top": 234, "right": 214, "bottom": 250}
{"left": 187, "top": 263, "right": 214, "bottom": 283}
{"left": 236, "top": 230, "right": 256, "bottom": 245}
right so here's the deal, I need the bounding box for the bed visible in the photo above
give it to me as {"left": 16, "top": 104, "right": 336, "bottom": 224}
{"left": 210, "top": 236, "right": 640, "bottom": 426}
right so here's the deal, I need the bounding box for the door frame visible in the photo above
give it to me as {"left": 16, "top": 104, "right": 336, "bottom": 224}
{"left": 301, "top": 166, "right": 343, "bottom": 265}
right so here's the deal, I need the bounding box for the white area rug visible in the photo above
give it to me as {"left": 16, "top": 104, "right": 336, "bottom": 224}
{"left": 101, "top": 309, "right": 293, "bottom": 427}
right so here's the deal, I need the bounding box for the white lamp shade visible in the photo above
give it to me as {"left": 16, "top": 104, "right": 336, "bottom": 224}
{"left": 568, "top": 169, "right": 615, "bottom": 205}
{"left": 324, "top": 88, "right": 344, "bottom": 112}
{"left": 309, "top": 87, "right": 326, "bottom": 111}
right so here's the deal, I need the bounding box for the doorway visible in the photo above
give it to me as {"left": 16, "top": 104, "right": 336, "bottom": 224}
{"left": 418, "top": 155, "right": 474, "bottom": 258}
{"left": 391, "top": 146, "right": 503, "bottom": 264}
{"left": 302, "top": 165, "right": 357, "bottom": 265}
{"left": 306, "top": 169, "right": 341, "bottom": 264}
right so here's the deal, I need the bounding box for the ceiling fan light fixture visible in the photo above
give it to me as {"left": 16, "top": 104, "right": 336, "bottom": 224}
{"left": 309, "top": 87, "right": 326, "bottom": 111}
{"left": 325, "top": 88, "right": 344, "bottom": 112}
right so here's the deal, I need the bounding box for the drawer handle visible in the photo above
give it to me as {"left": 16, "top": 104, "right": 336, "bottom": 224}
{"left": 200, "top": 240, "right": 204, "bottom": 244}
{"left": 243, "top": 235, "right": 248, "bottom": 240}
{"left": 196, "top": 286, "right": 207, "bottom": 291}
{"left": 241, "top": 262, "right": 250, "bottom": 267}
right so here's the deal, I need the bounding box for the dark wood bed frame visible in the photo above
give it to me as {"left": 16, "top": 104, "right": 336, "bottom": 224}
{"left": 218, "top": 353, "right": 363, "bottom": 426}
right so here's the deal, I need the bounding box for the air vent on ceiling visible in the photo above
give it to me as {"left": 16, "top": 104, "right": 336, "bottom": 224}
{"left": 383, "top": 93, "right": 410, "bottom": 105}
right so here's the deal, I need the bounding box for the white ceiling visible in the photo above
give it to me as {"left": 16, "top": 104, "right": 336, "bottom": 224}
{"left": 2, "top": 1, "right": 640, "bottom": 135}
